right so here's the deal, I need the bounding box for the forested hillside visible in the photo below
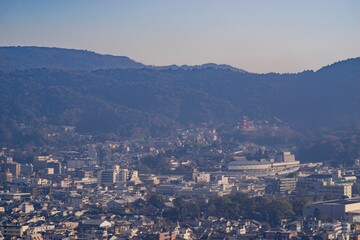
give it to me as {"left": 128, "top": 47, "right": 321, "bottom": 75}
{"left": 0, "top": 47, "right": 359, "bottom": 145}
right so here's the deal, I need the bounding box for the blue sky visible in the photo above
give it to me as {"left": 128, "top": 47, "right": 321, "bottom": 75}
{"left": 1, "top": 0, "right": 359, "bottom": 73}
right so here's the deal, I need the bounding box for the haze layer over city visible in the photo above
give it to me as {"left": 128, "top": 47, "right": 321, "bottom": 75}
{"left": 0, "top": 1, "right": 360, "bottom": 240}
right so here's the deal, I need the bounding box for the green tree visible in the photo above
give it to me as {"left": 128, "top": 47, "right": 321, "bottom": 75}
{"left": 148, "top": 194, "right": 165, "bottom": 209}
{"left": 266, "top": 198, "right": 294, "bottom": 227}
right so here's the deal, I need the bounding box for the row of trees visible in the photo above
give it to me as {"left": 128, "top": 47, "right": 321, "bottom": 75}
{"left": 146, "top": 192, "right": 314, "bottom": 227}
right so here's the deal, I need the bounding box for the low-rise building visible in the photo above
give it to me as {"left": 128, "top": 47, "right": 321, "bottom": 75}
{"left": 304, "top": 197, "right": 360, "bottom": 222}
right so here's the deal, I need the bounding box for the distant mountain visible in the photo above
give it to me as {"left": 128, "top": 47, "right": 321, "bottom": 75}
{"left": 0, "top": 46, "right": 359, "bottom": 145}
{"left": 0, "top": 46, "right": 247, "bottom": 73}
{"left": 180, "top": 63, "right": 247, "bottom": 73}
{"left": 151, "top": 63, "right": 247, "bottom": 73}
{"left": 0, "top": 46, "right": 146, "bottom": 71}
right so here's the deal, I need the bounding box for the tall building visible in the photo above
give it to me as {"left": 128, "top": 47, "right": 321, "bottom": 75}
{"left": 117, "top": 169, "right": 129, "bottom": 182}
{"left": 33, "top": 156, "right": 51, "bottom": 170}
{"left": 33, "top": 155, "right": 62, "bottom": 175}
{"left": 5, "top": 157, "right": 13, "bottom": 163}
{"left": 97, "top": 169, "right": 116, "bottom": 185}
{"left": 47, "top": 161, "right": 62, "bottom": 174}
{"left": 196, "top": 172, "right": 211, "bottom": 184}
{"left": 1, "top": 162, "right": 21, "bottom": 178}
{"left": 78, "top": 170, "right": 93, "bottom": 179}
{"left": 266, "top": 178, "right": 297, "bottom": 194}
{"left": 275, "top": 152, "right": 295, "bottom": 163}
{"left": 20, "top": 164, "right": 33, "bottom": 176}
{"left": 318, "top": 184, "right": 352, "bottom": 199}
{"left": 1, "top": 170, "right": 13, "bottom": 182}
{"left": 298, "top": 172, "right": 354, "bottom": 199}
{"left": 129, "top": 170, "right": 142, "bottom": 185}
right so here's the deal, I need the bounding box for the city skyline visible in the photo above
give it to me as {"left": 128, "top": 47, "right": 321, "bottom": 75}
{"left": 1, "top": 1, "right": 360, "bottom": 238}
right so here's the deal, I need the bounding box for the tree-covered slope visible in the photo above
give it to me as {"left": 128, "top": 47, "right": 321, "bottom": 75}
{"left": 0, "top": 48, "right": 359, "bottom": 144}
{"left": 0, "top": 46, "right": 145, "bottom": 71}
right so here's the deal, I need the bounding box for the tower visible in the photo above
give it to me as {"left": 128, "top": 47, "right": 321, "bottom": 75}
{"left": 242, "top": 116, "right": 248, "bottom": 131}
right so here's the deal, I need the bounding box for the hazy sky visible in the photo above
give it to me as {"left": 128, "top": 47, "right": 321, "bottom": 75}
{"left": 1, "top": 0, "right": 360, "bottom": 73}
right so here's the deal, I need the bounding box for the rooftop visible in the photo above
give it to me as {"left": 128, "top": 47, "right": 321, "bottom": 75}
{"left": 313, "top": 197, "right": 360, "bottom": 205}
{"left": 305, "top": 174, "right": 332, "bottom": 179}
{"left": 228, "top": 160, "right": 270, "bottom": 166}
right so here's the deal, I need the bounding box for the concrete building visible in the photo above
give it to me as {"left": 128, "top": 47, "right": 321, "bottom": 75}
{"left": 158, "top": 231, "right": 176, "bottom": 240}
{"left": 298, "top": 173, "right": 354, "bottom": 199}
{"left": 304, "top": 197, "right": 360, "bottom": 222}
{"left": 275, "top": 152, "right": 296, "bottom": 162}
{"left": 228, "top": 159, "right": 299, "bottom": 176}
{"left": 0, "top": 224, "right": 29, "bottom": 239}
{"left": 21, "top": 202, "right": 35, "bottom": 213}
{"left": 1, "top": 169, "right": 13, "bottom": 182}
{"left": 129, "top": 170, "right": 142, "bottom": 185}
{"left": 297, "top": 174, "right": 332, "bottom": 195}
{"left": 97, "top": 169, "right": 116, "bottom": 185}
{"left": 20, "top": 164, "right": 33, "bottom": 176}
{"left": 0, "top": 192, "right": 31, "bottom": 201}
{"left": 156, "top": 185, "right": 176, "bottom": 195}
{"left": 265, "top": 228, "right": 297, "bottom": 240}
{"left": 318, "top": 184, "right": 352, "bottom": 199}
{"left": 33, "top": 156, "right": 51, "bottom": 170}
{"left": 117, "top": 168, "right": 130, "bottom": 182}
{"left": 266, "top": 178, "right": 297, "bottom": 194}
{"left": 196, "top": 172, "right": 211, "bottom": 184}
{"left": 47, "top": 161, "right": 62, "bottom": 174}
{"left": 0, "top": 162, "right": 21, "bottom": 178}
{"left": 33, "top": 155, "right": 62, "bottom": 174}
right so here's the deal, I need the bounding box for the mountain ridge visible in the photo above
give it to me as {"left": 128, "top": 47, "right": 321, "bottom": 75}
{"left": 0, "top": 46, "right": 359, "bottom": 144}
{"left": 0, "top": 46, "right": 248, "bottom": 73}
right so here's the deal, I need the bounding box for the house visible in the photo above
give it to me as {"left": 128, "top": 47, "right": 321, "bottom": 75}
{"left": 265, "top": 228, "right": 297, "bottom": 240}
{"left": 82, "top": 219, "right": 112, "bottom": 228}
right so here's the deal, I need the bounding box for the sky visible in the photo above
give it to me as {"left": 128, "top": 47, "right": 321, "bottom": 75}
{"left": 1, "top": 0, "right": 360, "bottom": 73}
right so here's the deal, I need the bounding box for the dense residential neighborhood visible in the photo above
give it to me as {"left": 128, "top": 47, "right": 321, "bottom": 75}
{"left": 1, "top": 125, "right": 360, "bottom": 240}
